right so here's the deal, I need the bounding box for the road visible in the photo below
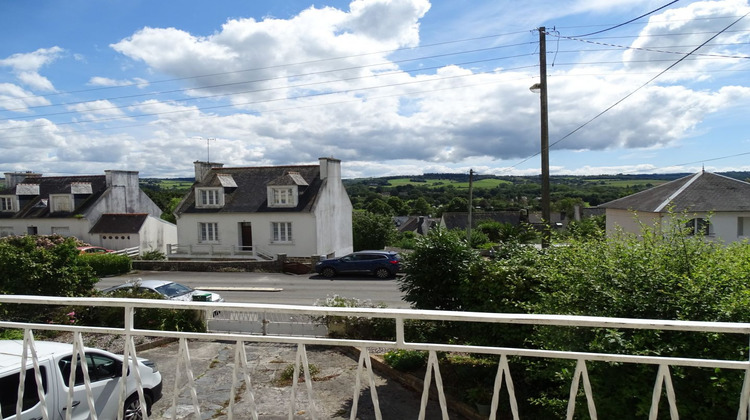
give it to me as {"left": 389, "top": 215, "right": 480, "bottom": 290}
{"left": 96, "top": 270, "right": 410, "bottom": 308}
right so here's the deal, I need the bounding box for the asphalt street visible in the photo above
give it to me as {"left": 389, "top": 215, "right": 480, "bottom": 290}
{"left": 96, "top": 270, "right": 410, "bottom": 308}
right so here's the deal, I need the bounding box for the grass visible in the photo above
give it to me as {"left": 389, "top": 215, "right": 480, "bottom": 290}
{"left": 386, "top": 178, "right": 511, "bottom": 189}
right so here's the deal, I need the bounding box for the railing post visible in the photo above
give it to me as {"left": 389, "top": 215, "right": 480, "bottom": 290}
{"left": 396, "top": 318, "right": 405, "bottom": 345}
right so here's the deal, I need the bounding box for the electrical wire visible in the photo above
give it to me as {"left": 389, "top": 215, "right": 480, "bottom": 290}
{"left": 510, "top": 12, "right": 749, "bottom": 170}
{"left": 571, "top": 0, "right": 681, "bottom": 37}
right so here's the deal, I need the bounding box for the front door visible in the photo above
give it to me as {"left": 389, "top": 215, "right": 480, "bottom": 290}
{"left": 240, "top": 222, "right": 252, "bottom": 251}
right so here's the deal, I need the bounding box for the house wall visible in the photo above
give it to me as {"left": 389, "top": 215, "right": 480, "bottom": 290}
{"left": 176, "top": 212, "right": 319, "bottom": 258}
{"left": 96, "top": 232, "right": 139, "bottom": 251}
{"left": 313, "top": 159, "right": 353, "bottom": 257}
{"left": 140, "top": 216, "right": 178, "bottom": 253}
{"left": 0, "top": 218, "right": 91, "bottom": 241}
{"left": 605, "top": 209, "right": 660, "bottom": 235}
{"left": 86, "top": 171, "right": 162, "bottom": 223}
{"left": 606, "top": 209, "right": 750, "bottom": 244}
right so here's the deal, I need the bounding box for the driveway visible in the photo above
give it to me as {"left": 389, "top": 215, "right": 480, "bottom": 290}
{"left": 140, "top": 339, "right": 461, "bottom": 419}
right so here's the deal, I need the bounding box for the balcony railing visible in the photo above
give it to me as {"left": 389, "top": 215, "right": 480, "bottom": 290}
{"left": 2, "top": 295, "right": 750, "bottom": 419}
{"left": 166, "top": 244, "right": 274, "bottom": 260}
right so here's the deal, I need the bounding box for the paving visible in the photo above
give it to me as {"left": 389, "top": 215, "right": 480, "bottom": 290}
{"left": 140, "top": 339, "right": 463, "bottom": 420}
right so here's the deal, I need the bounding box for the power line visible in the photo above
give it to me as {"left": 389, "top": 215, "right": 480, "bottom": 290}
{"left": 571, "top": 0, "right": 682, "bottom": 37}
{"left": 509, "top": 13, "right": 749, "bottom": 170}
{"left": 0, "top": 44, "right": 537, "bottom": 116}
{"left": 0, "top": 30, "right": 532, "bottom": 104}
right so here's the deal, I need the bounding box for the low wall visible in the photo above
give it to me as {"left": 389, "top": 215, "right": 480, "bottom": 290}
{"left": 132, "top": 259, "right": 283, "bottom": 272}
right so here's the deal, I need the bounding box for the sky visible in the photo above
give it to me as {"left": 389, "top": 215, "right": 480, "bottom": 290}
{"left": 1, "top": 0, "right": 749, "bottom": 179}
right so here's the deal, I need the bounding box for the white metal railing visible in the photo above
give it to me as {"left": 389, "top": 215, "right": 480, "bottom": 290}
{"left": 166, "top": 243, "right": 273, "bottom": 260}
{"left": 2, "top": 295, "right": 750, "bottom": 420}
{"left": 112, "top": 246, "right": 140, "bottom": 258}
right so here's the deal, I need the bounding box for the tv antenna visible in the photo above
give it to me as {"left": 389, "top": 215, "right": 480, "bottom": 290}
{"left": 194, "top": 137, "right": 216, "bottom": 162}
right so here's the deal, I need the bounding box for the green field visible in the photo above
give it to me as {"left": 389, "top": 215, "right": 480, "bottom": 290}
{"left": 582, "top": 179, "right": 668, "bottom": 187}
{"left": 386, "top": 178, "right": 512, "bottom": 189}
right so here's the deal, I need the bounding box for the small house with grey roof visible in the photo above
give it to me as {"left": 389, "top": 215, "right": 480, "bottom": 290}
{"left": 172, "top": 157, "right": 352, "bottom": 259}
{"left": 598, "top": 171, "right": 750, "bottom": 243}
{"left": 0, "top": 170, "right": 177, "bottom": 253}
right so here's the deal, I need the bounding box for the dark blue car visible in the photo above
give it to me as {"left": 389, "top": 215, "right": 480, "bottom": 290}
{"left": 315, "top": 250, "right": 401, "bottom": 279}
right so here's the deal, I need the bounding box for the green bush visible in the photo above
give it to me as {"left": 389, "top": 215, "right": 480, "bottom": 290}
{"left": 383, "top": 349, "right": 427, "bottom": 372}
{"left": 0, "top": 236, "right": 98, "bottom": 323}
{"left": 80, "top": 252, "right": 132, "bottom": 277}
{"left": 138, "top": 250, "right": 166, "bottom": 260}
{"left": 313, "top": 295, "right": 394, "bottom": 340}
{"left": 80, "top": 288, "right": 206, "bottom": 333}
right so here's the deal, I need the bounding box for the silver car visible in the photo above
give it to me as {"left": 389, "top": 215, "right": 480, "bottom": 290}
{"left": 103, "top": 279, "right": 224, "bottom": 302}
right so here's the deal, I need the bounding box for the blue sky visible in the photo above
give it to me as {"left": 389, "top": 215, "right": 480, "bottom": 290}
{"left": 1, "top": 0, "right": 749, "bottom": 178}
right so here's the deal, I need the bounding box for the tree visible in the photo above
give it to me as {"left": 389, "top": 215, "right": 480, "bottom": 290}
{"left": 386, "top": 196, "right": 410, "bottom": 216}
{"left": 366, "top": 198, "right": 394, "bottom": 216}
{"left": 443, "top": 197, "right": 468, "bottom": 213}
{"left": 411, "top": 197, "right": 433, "bottom": 215}
{"left": 0, "top": 235, "right": 98, "bottom": 323}
{"left": 352, "top": 211, "right": 396, "bottom": 251}
{"left": 398, "top": 228, "right": 481, "bottom": 310}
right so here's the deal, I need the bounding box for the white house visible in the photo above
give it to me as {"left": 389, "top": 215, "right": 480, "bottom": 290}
{"left": 0, "top": 170, "right": 177, "bottom": 253}
{"left": 172, "top": 157, "right": 353, "bottom": 259}
{"left": 598, "top": 171, "right": 750, "bottom": 243}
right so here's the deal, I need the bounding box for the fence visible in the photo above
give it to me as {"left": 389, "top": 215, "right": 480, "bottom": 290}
{"left": 2, "top": 295, "right": 750, "bottom": 419}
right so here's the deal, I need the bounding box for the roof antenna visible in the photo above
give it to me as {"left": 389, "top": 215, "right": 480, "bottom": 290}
{"left": 702, "top": 164, "right": 705, "bottom": 173}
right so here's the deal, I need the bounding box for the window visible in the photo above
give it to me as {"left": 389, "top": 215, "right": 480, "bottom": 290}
{"left": 270, "top": 187, "right": 296, "bottom": 207}
{"left": 272, "top": 222, "right": 292, "bottom": 243}
{"left": 0, "top": 196, "right": 14, "bottom": 212}
{"left": 51, "top": 226, "right": 70, "bottom": 236}
{"left": 685, "top": 218, "right": 711, "bottom": 236}
{"left": 0, "top": 367, "right": 47, "bottom": 418}
{"left": 0, "top": 227, "right": 12, "bottom": 237}
{"left": 50, "top": 194, "right": 73, "bottom": 212}
{"left": 197, "top": 188, "right": 222, "bottom": 208}
{"left": 199, "top": 222, "right": 219, "bottom": 242}
{"left": 739, "top": 217, "right": 750, "bottom": 237}
{"left": 59, "top": 353, "right": 120, "bottom": 387}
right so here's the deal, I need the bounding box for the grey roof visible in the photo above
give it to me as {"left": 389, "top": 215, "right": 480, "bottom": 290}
{"left": 0, "top": 175, "right": 107, "bottom": 219}
{"left": 176, "top": 165, "right": 322, "bottom": 215}
{"left": 90, "top": 213, "right": 148, "bottom": 234}
{"left": 598, "top": 171, "right": 750, "bottom": 212}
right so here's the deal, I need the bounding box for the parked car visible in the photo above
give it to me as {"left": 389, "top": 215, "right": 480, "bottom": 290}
{"left": 0, "top": 340, "right": 162, "bottom": 420}
{"left": 315, "top": 250, "right": 401, "bottom": 279}
{"left": 103, "top": 279, "right": 224, "bottom": 303}
{"left": 77, "top": 246, "right": 114, "bottom": 254}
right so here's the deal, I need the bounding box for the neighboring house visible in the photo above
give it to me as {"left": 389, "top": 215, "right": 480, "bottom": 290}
{"left": 90, "top": 213, "right": 177, "bottom": 254}
{"left": 598, "top": 171, "right": 750, "bottom": 243}
{"left": 394, "top": 215, "right": 437, "bottom": 235}
{"left": 0, "top": 170, "right": 176, "bottom": 253}
{"left": 172, "top": 157, "right": 353, "bottom": 260}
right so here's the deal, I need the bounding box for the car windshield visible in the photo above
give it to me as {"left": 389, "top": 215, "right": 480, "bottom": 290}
{"left": 154, "top": 282, "right": 193, "bottom": 298}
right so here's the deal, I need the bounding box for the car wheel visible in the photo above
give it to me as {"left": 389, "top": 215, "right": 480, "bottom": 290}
{"left": 321, "top": 267, "right": 336, "bottom": 278}
{"left": 374, "top": 268, "right": 391, "bottom": 279}
{"left": 124, "top": 394, "right": 152, "bottom": 420}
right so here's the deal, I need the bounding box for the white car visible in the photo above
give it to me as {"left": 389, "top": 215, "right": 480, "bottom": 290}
{"left": 103, "top": 279, "right": 224, "bottom": 302}
{"left": 0, "top": 340, "right": 162, "bottom": 420}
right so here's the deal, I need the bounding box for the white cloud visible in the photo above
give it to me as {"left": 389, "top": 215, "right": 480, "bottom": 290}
{"left": 0, "top": 83, "right": 51, "bottom": 112}
{"left": 67, "top": 100, "right": 128, "bottom": 119}
{"left": 0, "top": 47, "right": 63, "bottom": 91}
{"left": 88, "top": 77, "right": 149, "bottom": 88}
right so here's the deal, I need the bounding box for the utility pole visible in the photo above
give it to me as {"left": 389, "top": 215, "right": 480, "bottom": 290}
{"left": 538, "top": 27, "right": 551, "bottom": 248}
{"left": 467, "top": 169, "right": 474, "bottom": 243}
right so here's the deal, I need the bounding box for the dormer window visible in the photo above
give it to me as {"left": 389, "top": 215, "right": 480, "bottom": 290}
{"left": 197, "top": 188, "right": 224, "bottom": 208}
{"left": 273, "top": 188, "right": 294, "bottom": 206}
{"left": 49, "top": 194, "right": 73, "bottom": 212}
{"left": 0, "top": 196, "right": 16, "bottom": 212}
